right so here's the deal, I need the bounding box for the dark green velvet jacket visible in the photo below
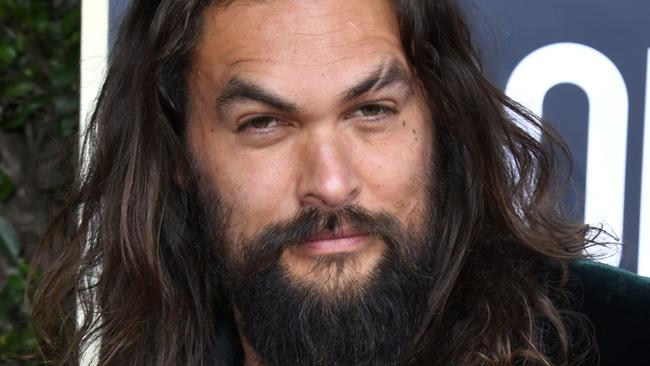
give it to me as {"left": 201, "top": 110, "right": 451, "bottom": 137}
{"left": 568, "top": 260, "right": 650, "bottom": 366}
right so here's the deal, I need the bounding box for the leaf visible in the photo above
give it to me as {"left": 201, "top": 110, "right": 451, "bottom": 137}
{"left": 0, "top": 172, "right": 13, "bottom": 201}
{"left": 21, "top": 67, "right": 34, "bottom": 78}
{"left": 53, "top": 95, "right": 76, "bottom": 114}
{"left": 57, "top": 116, "right": 77, "bottom": 137}
{"left": 33, "top": 18, "right": 49, "bottom": 34}
{"left": 51, "top": 69, "right": 76, "bottom": 89}
{"left": 62, "top": 8, "right": 80, "bottom": 36}
{"left": 5, "top": 273, "right": 24, "bottom": 291}
{"left": 11, "top": 2, "right": 28, "bottom": 22}
{"left": 0, "top": 45, "right": 16, "bottom": 65}
{"left": 1, "top": 82, "right": 34, "bottom": 99}
{"left": 12, "top": 33, "right": 25, "bottom": 54}
{"left": 18, "top": 260, "right": 31, "bottom": 278}
{"left": 1, "top": 99, "right": 44, "bottom": 130}
{"left": 0, "top": 112, "right": 26, "bottom": 130}
{"left": 0, "top": 216, "right": 20, "bottom": 266}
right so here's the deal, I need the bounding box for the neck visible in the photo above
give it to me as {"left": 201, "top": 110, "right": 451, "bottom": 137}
{"left": 234, "top": 310, "right": 263, "bottom": 366}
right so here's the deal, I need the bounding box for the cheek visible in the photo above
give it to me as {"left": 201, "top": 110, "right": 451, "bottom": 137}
{"left": 360, "top": 117, "right": 432, "bottom": 224}
{"left": 203, "top": 144, "right": 298, "bottom": 238}
{"left": 187, "top": 115, "right": 289, "bottom": 239}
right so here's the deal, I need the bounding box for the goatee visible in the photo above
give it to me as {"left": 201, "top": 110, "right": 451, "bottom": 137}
{"left": 204, "top": 203, "right": 435, "bottom": 366}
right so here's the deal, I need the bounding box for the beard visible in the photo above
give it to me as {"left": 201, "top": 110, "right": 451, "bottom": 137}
{"left": 196, "top": 182, "right": 436, "bottom": 366}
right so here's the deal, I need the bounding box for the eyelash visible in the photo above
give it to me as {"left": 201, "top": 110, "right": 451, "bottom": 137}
{"left": 347, "top": 103, "right": 397, "bottom": 121}
{"left": 236, "top": 103, "right": 397, "bottom": 133}
{"left": 236, "top": 115, "right": 281, "bottom": 133}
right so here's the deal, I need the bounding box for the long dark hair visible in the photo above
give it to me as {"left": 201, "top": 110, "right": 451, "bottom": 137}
{"left": 32, "top": 0, "right": 600, "bottom": 365}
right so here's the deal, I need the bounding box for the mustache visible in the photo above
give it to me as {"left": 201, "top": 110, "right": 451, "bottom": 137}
{"left": 236, "top": 205, "right": 416, "bottom": 275}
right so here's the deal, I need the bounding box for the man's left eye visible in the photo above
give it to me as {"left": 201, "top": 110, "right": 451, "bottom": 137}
{"left": 348, "top": 104, "right": 396, "bottom": 120}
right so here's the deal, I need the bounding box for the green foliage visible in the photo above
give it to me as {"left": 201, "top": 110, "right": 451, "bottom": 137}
{"left": 0, "top": 170, "right": 13, "bottom": 201}
{"left": 0, "top": 215, "right": 38, "bottom": 365}
{"left": 0, "top": 0, "right": 80, "bottom": 135}
{"left": 0, "top": 0, "right": 81, "bottom": 364}
{"left": 0, "top": 216, "right": 20, "bottom": 266}
{"left": 0, "top": 259, "right": 36, "bottom": 365}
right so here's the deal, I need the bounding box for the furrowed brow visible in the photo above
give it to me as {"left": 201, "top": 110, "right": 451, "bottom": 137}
{"left": 340, "top": 59, "right": 414, "bottom": 103}
{"left": 215, "top": 77, "right": 299, "bottom": 118}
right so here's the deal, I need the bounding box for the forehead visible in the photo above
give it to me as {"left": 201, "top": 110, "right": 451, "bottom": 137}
{"left": 193, "top": 0, "right": 407, "bottom": 91}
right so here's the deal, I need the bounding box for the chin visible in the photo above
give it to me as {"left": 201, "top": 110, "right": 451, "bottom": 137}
{"left": 230, "top": 236, "right": 432, "bottom": 366}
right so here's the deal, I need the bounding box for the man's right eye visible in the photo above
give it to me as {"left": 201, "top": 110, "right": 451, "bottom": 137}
{"left": 236, "top": 116, "right": 280, "bottom": 133}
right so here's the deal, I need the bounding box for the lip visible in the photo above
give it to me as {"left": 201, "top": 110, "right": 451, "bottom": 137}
{"left": 299, "top": 229, "right": 369, "bottom": 255}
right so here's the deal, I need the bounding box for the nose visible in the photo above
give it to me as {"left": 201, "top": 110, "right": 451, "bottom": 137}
{"left": 297, "top": 131, "right": 361, "bottom": 209}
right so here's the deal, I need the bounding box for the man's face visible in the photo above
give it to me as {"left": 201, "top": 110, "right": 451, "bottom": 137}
{"left": 188, "top": 0, "right": 432, "bottom": 290}
{"left": 187, "top": 1, "right": 434, "bottom": 363}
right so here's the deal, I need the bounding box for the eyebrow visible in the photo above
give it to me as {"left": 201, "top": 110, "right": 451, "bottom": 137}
{"left": 215, "top": 78, "right": 300, "bottom": 118}
{"left": 341, "top": 59, "right": 414, "bottom": 102}
{"left": 215, "top": 58, "right": 414, "bottom": 118}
